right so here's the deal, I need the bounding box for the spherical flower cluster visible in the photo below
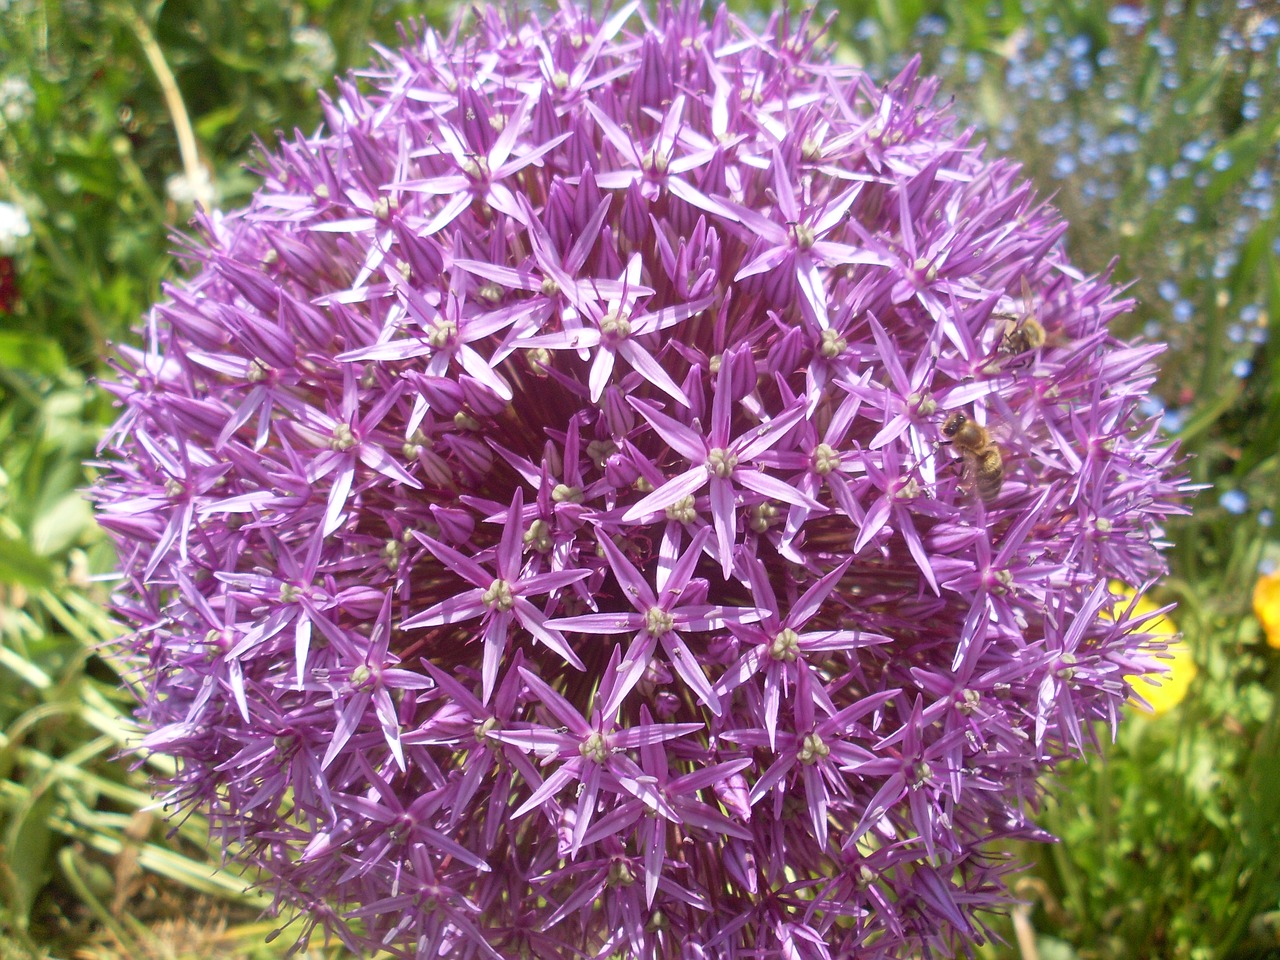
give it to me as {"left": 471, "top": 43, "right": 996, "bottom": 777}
{"left": 93, "top": 4, "right": 1184, "bottom": 958}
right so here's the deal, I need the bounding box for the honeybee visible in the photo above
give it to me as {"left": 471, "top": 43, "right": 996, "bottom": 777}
{"left": 995, "top": 278, "right": 1046, "bottom": 356}
{"left": 941, "top": 411, "right": 1004, "bottom": 504}
{"left": 999, "top": 313, "right": 1046, "bottom": 355}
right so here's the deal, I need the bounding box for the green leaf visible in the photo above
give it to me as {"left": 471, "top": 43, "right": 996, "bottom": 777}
{"left": 2, "top": 787, "right": 58, "bottom": 929}
{"left": 31, "top": 492, "right": 94, "bottom": 557}
{"left": 0, "top": 644, "right": 52, "bottom": 691}
{"left": 0, "top": 334, "right": 68, "bottom": 379}
{"left": 1176, "top": 380, "right": 1243, "bottom": 446}
{"left": 1202, "top": 111, "right": 1280, "bottom": 208}
{"left": 195, "top": 101, "right": 249, "bottom": 140}
{"left": 1037, "top": 936, "right": 1083, "bottom": 960}
{"left": 0, "top": 532, "right": 55, "bottom": 589}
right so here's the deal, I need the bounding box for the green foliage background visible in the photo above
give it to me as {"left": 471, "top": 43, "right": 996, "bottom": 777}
{"left": 1, "top": 1, "right": 1277, "bottom": 958}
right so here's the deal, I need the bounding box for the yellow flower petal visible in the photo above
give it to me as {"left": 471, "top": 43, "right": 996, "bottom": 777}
{"left": 1128, "top": 640, "right": 1196, "bottom": 715}
{"left": 1108, "top": 581, "right": 1194, "bottom": 715}
{"left": 1252, "top": 571, "right": 1280, "bottom": 650}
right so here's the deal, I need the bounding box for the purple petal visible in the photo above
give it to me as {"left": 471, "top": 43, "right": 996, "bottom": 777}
{"left": 655, "top": 525, "right": 712, "bottom": 597}
{"left": 512, "top": 598, "right": 586, "bottom": 671}
{"left": 588, "top": 343, "right": 617, "bottom": 403}
{"left": 512, "top": 762, "right": 581, "bottom": 819}
{"left": 620, "top": 465, "right": 708, "bottom": 524}
{"left": 479, "top": 609, "right": 513, "bottom": 702}
{"left": 734, "top": 245, "right": 789, "bottom": 282}
{"left": 411, "top": 534, "right": 492, "bottom": 588}
{"left": 545, "top": 612, "right": 644, "bottom": 635}
{"left": 601, "top": 632, "right": 658, "bottom": 718}
{"left": 709, "top": 477, "right": 737, "bottom": 578}
{"left": 400, "top": 588, "right": 487, "bottom": 629}
{"left": 734, "top": 469, "right": 822, "bottom": 510}
{"left": 733, "top": 403, "right": 808, "bottom": 462}
{"left": 617, "top": 340, "right": 693, "bottom": 407}
{"left": 518, "top": 667, "right": 593, "bottom": 736}
{"left": 322, "top": 460, "right": 355, "bottom": 536}
{"left": 627, "top": 398, "right": 707, "bottom": 461}
{"left": 452, "top": 259, "right": 541, "bottom": 291}
{"left": 661, "top": 632, "right": 722, "bottom": 715}
{"left": 495, "top": 489, "right": 525, "bottom": 579}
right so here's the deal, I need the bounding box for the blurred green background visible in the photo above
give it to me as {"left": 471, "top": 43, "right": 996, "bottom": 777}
{"left": 1, "top": 0, "right": 1278, "bottom": 958}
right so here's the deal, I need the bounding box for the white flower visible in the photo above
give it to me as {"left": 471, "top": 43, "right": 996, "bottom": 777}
{"left": 164, "top": 165, "right": 217, "bottom": 210}
{"left": 0, "top": 202, "right": 31, "bottom": 255}
{"left": 0, "top": 75, "right": 34, "bottom": 126}
{"left": 291, "top": 26, "right": 337, "bottom": 82}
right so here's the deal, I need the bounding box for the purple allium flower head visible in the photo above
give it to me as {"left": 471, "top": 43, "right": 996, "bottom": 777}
{"left": 92, "top": 4, "right": 1186, "bottom": 957}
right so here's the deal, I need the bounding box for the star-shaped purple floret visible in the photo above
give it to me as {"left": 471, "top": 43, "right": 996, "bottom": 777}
{"left": 620, "top": 347, "right": 821, "bottom": 577}
{"left": 402, "top": 489, "right": 590, "bottom": 702}
{"left": 547, "top": 526, "right": 763, "bottom": 715}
